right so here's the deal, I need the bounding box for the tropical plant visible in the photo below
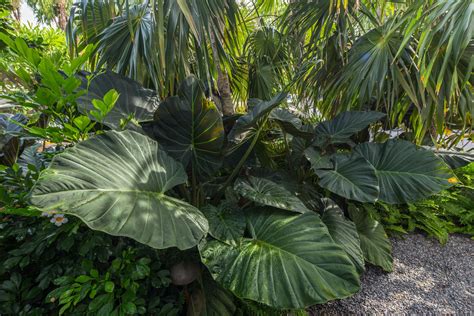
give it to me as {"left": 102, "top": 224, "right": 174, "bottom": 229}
{"left": 25, "top": 71, "right": 461, "bottom": 312}
{"left": 65, "top": 0, "right": 473, "bottom": 145}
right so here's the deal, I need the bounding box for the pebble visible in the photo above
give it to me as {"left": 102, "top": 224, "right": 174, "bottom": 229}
{"left": 312, "top": 234, "right": 474, "bottom": 315}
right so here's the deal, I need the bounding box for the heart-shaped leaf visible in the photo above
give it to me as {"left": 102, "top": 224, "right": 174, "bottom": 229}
{"left": 234, "top": 176, "right": 310, "bottom": 213}
{"left": 142, "top": 76, "right": 224, "bottom": 177}
{"left": 315, "top": 153, "right": 379, "bottom": 202}
{"left": 200, "top": 209, "right": 360, "bottom": 309}
{"left": 313, "top": 111, "right": 385, "bottom": 147}
{"left": 30, "top": 130, "right": 208, "bottom": 250}
{"left": 354, "top": 140, "right": 454, "bottom": 204}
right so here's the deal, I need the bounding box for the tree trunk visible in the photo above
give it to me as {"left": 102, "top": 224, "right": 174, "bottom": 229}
{"left": 57, "top": 0, "right": 68, "bottom": 30}
{"left": 209, "top": 26, "right": 234, "bottom": 116}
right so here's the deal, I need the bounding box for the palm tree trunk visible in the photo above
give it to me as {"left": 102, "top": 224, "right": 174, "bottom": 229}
{"left": 210, "top": 27, "right": 234, "bottom": 116}
{"left": 57, "top": 0, "right": 68, "bottom": 30}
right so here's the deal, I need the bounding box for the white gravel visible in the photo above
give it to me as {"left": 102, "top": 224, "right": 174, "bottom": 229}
{"left": 312, "top": 234, "right": 474, "bottom": 315}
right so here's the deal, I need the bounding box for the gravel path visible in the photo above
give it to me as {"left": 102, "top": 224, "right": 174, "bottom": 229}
{"left": 313, "top": 234, "right": 474, "bottom": 315}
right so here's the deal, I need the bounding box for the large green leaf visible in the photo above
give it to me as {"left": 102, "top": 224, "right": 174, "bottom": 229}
{"left": 30, "top": 130, "right": 208, "bottom": 250}
{"left": 354, "top": 140, "right": 454, "bottom": 204}
{"left": 201, "top": 203, "right": 245, "bottom": 246}
{"left": 269, "top": 108, "right": 314, "bottom": 139}
{"left": 200, "top": 209, "right": 360, "bottom": 309}
{"left": 227, "top": 93, "right": 287, "bottom": 144}
{"left": 141, "top": 76, "right": 224, "bottom": 177}
{"left": 315, "top": 154, "right": 379, "bottom": 203}
{"left": 234, "top": 176, "right": 310, "bottom": 213}
{"left": 78, "top": 71, "right": 159, "bottom": 130}
{"left": 349, "top": 206, "right": 393, "bottom": 272}
{"left": 313, "top": 111, "right": 385, "bottom": 147}
{"left": 321, "top": 199, "right": 365, "bottom": 273}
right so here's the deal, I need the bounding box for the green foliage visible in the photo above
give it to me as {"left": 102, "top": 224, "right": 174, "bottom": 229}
{"left": 23, "top": 72, "right": 460, "bottom": 312}
{"left": 0, "top": 216, "right": 183, "bottom": 315}
{"left": 365, "top": 164, "right": 474, "bottom": 244}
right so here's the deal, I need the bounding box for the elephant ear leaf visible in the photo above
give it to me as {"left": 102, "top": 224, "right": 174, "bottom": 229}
{"left": 200, "top": 209, "right": 360, "bottom": 309}
{"left": 227, "top": 92, "right": 287, "bottom": 145}
{"left": 201, "top": 203, "right": 245, "bottom": 246}
{"left": 30, "top": 130, "right": 208, "bottom": 250}
{"left": 354, "top": 140, "right": 454, "bottom": 204}
{"left": 321, "top": 199, "right": 365, "bottom": 273}
{"left": 315, "top": 153, "right": 379, "bottom": 203}
{"left": 77, "top": 71, "right": 159, "bottom": 130}
{"left": 141, "top": 76, "right": 224, "bottom": 177}
{"left": 348, "top": 205, "right": 393, "bottom": 272}
{"left": 269, "top": 108, "right": 314, "bottom": 139}
{"left": 234, "top": 176, "right": 311, "bottom": 213}
{"left": 314, "top": 111, "right": 385, "bottom": 147}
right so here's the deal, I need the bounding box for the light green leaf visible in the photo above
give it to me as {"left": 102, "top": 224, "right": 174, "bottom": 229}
{"left": 354, "top": 140, "right": 454, "bottom": 204}
{"left": 315, "top": 154, "right": 379, "bottom": 203}
{"left": 321, "top": 199, "right": 365, "bottom": 273}
{"left": 349, "top": 205, "right": 393, "bottom": 272}
{"left": 200, "top": 209, "right": 360, "bottom": 309}
{"left": 234, "top": 176, "right": 310, "bottom": 213}
{"left": 201, "top": 203, "right": 245, "bottom": 246}
{"left": 142, "top": 76, "right": 224, "bottom": 177}
{"left": 313, "top": 111, "right": 385, "bottom": 147}
{"left": 30, "top": 130, "right": 208, "bottom": 250}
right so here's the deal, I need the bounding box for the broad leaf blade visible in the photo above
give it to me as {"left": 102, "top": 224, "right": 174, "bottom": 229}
{"left": 321, "top": 199, "right": 365, "bottom": 273}
{"left": 200, "top": 209, "right": 360, "bottom": 309}
{"left": 77, "top": 71, "right": 159, "bottom": 130}
{"left": 349, "top": 206, "right": 393, "bottom": 272}
{"left": 314, "top": 111, "right": 385, "bottom": 147}
{"left": 142, "top": 76, "right": 224, "bottom": 177}
{"left": 316, "top": 154, "right": 379, "bottom": 203}
{"left": 30, "top": 130, "right": 208, "bottom": 250}
{"left": 355, "top": 140, "right": 454, "bottom": 204}
{"left": 201, "top": 203, "right": 245, "bottom": 246}
{"left": 234, "top": 176, "right": 310, "bottom": 213}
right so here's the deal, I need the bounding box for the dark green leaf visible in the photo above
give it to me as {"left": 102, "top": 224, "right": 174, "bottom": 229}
{"left": 234, "top": 176, "right": 310, "bottom": 213}
{"left": 313, "top": 111, "right": 385, "bottom": 147}
{"left": 354, "top": 140, "right": 454, "bottom": 204}
{"left": 315, "top": 154, "right": 379, "bottom": 203}
{"left": 141, "top": 76, "right": 224, "bottom": 177}
{"left": 321, "top": 199, "right": 365, "bottom": 273}
{"left": 200, "top": 209, "right": 360, "bottom": 309}
{"left": 349, "top": 206, "right": 393, "bottom": 272}
{"left": 201, "top": 203, "right": 245, "bottom": 246}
